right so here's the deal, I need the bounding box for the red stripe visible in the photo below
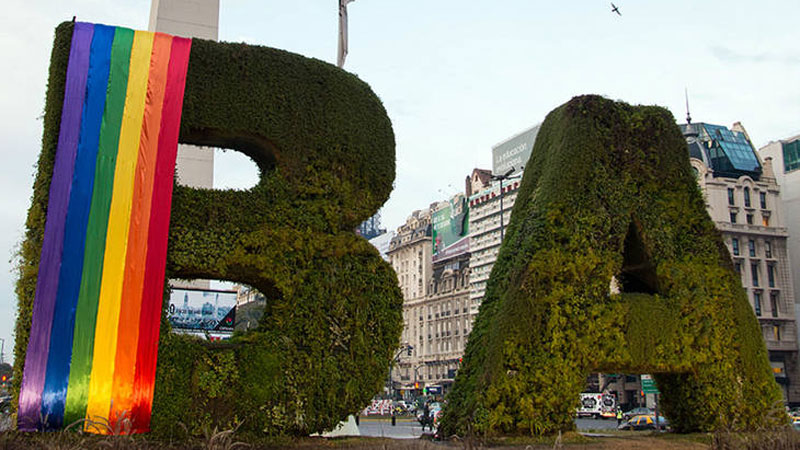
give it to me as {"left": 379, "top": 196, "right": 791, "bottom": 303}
{"left": 129, "top": 35, "right": 192, "bottom": 433}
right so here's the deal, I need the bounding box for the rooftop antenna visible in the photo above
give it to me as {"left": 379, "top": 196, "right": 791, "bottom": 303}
{"left": 683, "top": 88, "right": 699, "bottom": 141}
{"left": 685, "top": 87, "right": 692, "bottom": 124}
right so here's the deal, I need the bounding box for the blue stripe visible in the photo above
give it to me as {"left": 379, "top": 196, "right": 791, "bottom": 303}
{"left": 40, "top": 24, "right": 115, "bottom": 429}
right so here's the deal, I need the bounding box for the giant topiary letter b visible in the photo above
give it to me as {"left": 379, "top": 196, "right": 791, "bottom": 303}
{"left": 439, "top": 95, "right": 784, "bottom": 436}
{"left": 14, "top": 21, "right": 402, "bottom": 435}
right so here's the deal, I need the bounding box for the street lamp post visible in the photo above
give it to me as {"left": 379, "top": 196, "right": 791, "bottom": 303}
{"left": 490, "top": 167, "right": 522, "bottom": 241}
{"left": 388, "top": 344, "right": 413, "bottom": 399}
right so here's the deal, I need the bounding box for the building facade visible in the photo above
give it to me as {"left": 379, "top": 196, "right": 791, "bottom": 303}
{"left": 400, "top": 251, "right": 472, "bottom": 396}
{"left": 468, "top": 177, "right": 521, "bottom": 309}
{"left": 386, "top": 209, "right": 433, "bottom": 397}
{"left": 684, "top": 120, "right": 800, "bottom": 404}
{"left": 759, "top": 135, "right": 800, "bottom": 341}
{"left": 388, "top": 197, "right": 477, "bottom": 398}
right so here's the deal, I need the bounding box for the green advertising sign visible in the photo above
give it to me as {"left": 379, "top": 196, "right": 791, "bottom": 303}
{"left": 432, "top": 196, "right": 469, "bottom": 262}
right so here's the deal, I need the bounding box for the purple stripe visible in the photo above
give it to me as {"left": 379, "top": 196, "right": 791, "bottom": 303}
{"left": 18, "top": 22, "right": 94, "bottom": 431}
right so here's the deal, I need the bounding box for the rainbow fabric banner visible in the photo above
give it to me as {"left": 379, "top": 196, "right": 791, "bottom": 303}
{"left": 17, "top": 22, "right": 191, "bottom": 434}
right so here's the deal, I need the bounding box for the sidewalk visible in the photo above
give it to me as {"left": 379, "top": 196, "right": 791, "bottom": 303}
{"left": 357, "top": 416, "right": 434, "bottom": 439}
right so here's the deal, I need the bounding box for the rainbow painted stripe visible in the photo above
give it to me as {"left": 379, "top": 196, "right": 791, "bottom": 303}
{"left": 17, "top": 22, "right": 191, "bottom": 433}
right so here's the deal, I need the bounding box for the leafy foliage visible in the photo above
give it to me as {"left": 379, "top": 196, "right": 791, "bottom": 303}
{"left": 439, "top": 95, "right": 784, "bottom": 436}
{"left": 14, "top": 22, "right": 402, "bottom": 436}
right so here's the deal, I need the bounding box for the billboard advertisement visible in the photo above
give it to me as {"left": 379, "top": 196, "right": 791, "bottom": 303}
{"left": 168, "top": 287, "right": 237, "bottom": 333}
{"left": 432, "top": 195, "right": 469, "bottom": 262}
{"left": 492, "top": 124, "right": 540, "bottom": 177}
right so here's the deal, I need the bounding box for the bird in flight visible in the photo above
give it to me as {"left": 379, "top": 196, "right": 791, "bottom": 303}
{"left": 611, "top": 2, "right": 621, "bottom": 15}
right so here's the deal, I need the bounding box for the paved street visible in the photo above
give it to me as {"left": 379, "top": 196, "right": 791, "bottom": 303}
{"left": 0, "top": 415, "right": 625, "bottom": 436}
{"left": 357, "top": 417, "right": 430, "bottom": 439}
{"left": 356, "top": 416, "right": 619, "bottom": 439}
{"left": 575, "top": 417, "right": 620, "bottom": 431}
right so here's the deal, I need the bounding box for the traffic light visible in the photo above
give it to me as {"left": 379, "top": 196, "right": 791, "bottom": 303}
{"left": 407, "top": 345, "right": 413, "bottom": 356}
{"left": 414, "top": 382, "right": 419, "bottom": 389}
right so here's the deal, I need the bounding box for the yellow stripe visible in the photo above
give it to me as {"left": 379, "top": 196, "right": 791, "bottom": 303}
{"left": 85, "top": 30, "right": 154, "bottom": 432}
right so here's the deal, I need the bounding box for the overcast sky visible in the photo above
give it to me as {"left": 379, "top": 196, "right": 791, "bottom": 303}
{"left": 1, "top": 0, "right": 800, "bottom": 362}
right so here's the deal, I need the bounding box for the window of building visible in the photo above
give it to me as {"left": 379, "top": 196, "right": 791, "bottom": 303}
{"left": 746, "top": 214, "right": 753, "bottom": 225}
{"left": 751, "top": 263, "right": 759, "bottom": 287}
{"left": 771, "top": 292, "right": 779, "bottom": 318}
{"left": 762, "top": 216, "right": 769, "bottom": 227}
{"left": 730, "top": 212, "right": 737, "bottom": 224}
{"left": 744, "top": 187, "right": 751, "bottom": 207}
{"left": 732, "top": 238, "right": 740, "bottom": 256}
{"left": 765, "top": 241, "right": 772, "bottom": 258}
{"left": 783, "top": 140, "right": 800, "bottom": 173}
{"left": 728, "top": 188, "right": 735, "bottom": 205}
{"left": 767, "top": 264, "right": 775, "bottom": 288}
{"left": 774, "top": 325, "right": 782, "bottom": 341}
{"left": 734, "top": 261, "right": 742, "bottom": 276}
{"left": 754, "top": 291, "right": 762, "bottom": 316}
{"left": 760, "top": 192, "right": 767, "bottom": 209}
{"left": 748, "top": 240, "right": 756, "bottom": 257}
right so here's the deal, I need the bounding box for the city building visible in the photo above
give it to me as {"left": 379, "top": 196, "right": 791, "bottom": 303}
{"left": 388, "top": 194, "right": 476, "bottom": 398}
{"left": 468, "top": 126, "right": 539, "bottom": 310}
{"left": 234, "top": 284, "right": 266, "bottom": 332}
{"left": 386, "top": 209, "right": 433, "bottom": 397}
{"left": 415, "top": 194, "right": 472, "bottom": 395}
{"left": 368, "top": 230, "right": 395, "bottom": 262}
{"left": 385, "top": 126, "right": 540, "bottom": 399}
{"left": 683, "top": 119, "right": 800, "bottom": 404}
{"left": 759, "top": 135, "right": 800, "bottom": 340}
{"left": 357, "top": 212, "right": 387, "bottom": 240}
{"left": 468, "top": 175, "right": 522, "bottom": 310}
{"left": 412, "top": 249, "right": 471, "bottom": 395}
{"left": 387, "top": 209, "right": 433, "bottom": 301}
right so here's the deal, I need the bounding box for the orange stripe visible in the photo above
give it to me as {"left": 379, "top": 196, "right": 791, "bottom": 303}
{"left": 108, "top": 32, "right": 172, "bottom": 428}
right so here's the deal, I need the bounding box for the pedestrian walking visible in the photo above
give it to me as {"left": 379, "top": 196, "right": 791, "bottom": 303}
{"left": 421, "top": 401, "right": 431, "bottom": 431}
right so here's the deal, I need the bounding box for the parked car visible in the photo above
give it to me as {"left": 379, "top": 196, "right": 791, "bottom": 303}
{"left": 623, "top": 407, "right": 653, "bottom": 421}
{"left": 618, "top": 414, "right": 669, "bottom": 431}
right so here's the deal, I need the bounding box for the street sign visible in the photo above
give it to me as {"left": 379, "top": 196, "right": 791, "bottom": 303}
{"left": 641, "top": 374, "right": 660, "bottom": 394}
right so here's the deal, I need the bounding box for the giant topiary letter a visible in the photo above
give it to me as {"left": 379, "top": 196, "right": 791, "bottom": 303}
{"left": 439, "top": 95, "right": 784, "bottom": 436}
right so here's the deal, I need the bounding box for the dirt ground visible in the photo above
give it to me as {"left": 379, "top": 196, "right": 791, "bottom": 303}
{"left": 8, "top": 430, "right": 792, "bottom": 449}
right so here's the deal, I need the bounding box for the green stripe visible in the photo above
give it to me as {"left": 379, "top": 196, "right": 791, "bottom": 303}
{"left": 63, "top": 27, "right": 134, "bottom": 425}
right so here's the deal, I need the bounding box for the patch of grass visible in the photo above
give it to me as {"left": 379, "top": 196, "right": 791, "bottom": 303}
{"left": 712, "top": 428, "right": 800, "bottom": 449}
{"left": 0, "top": 427, "right": 725, "bottom": 449}
{"left": 478, "top": 430, "right": 590, "bottom": 446}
